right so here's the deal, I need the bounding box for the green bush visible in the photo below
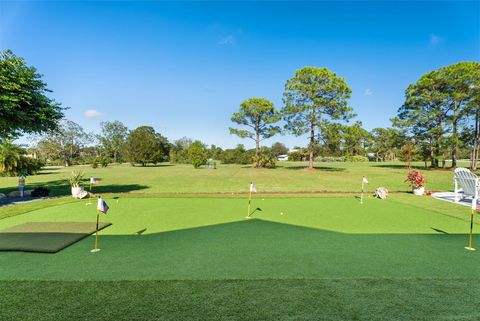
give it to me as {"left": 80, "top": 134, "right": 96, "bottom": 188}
{"left": 188, "top": 141, "right": 208, "bottom": 168}
{"left": 314, "top": 156, "right": 345, "bottom": 162}
{"left": 288, "top": 150, "right": 308, "bottom": 161}
{"left": 91, "top": 158, "right": 99, "bottom": 168}
{"left": 219, "top": 145, "right": 254, "bottom": 165}
{"left": 100, "top": 156, "right": 110, "bottom": 167}
{"left": 253, "top": 148, "right": 276, "bottom": 168}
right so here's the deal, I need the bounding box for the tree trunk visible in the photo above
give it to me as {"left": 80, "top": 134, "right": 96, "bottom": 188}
{"left": 471, "top": 109, "right": 479, "bottom": 171}
{"left": 451, "top": 102, "right": 458, "bottom": 169}
{"left": 429, "top": 137, "right": 435, "bottom": 168}
{"left": 308, "top": 114, "right": 315, "bottom": 170}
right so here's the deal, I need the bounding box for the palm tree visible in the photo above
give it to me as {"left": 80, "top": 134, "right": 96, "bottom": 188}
{"left": 0, "top": 140, "right": 23, "bottom": 175}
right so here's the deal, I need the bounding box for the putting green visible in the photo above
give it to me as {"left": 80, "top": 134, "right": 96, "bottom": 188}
{"left": 0, "top": 196, "right": 478, "bottom": 280}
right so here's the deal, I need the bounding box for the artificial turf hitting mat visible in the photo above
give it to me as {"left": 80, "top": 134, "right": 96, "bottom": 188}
{"left": 0, "top": 221, "right": 112, "bottom": 253}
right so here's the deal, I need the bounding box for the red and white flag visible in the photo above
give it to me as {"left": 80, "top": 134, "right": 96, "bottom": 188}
{"left": 250, "top": 182, "right": 257, "bottom": 193}
{"left": 97, "top": 197, "right": 109, "bottom": 214}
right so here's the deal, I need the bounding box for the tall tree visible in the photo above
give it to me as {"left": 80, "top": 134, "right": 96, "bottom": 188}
{"left": 229, "top": 98, "right": 281, "bottom": 167}
{"left": 317, "top": 120, "right": 343, "bottom": 156}
{"left": 0, "top": 50, "right": 64, "bottom": 138}
{"left": 97, "top": 121, "right": 129, "bottom": 163}
{"left": 282, "top": 67, "right": 353, "bottom": 169}
{"left": 37, "top": 120, "right": 91, "bottom": 166}
{"left": 370, "top": 128, "right": 404, "bottom": 161}
{"left": 441, "top": 62, "right": 479, "bottom": 168}
{"left": 341, "top": 122, "right": 372, "bottom": 156}
{"left": 124, "top": 126, "right": 170, "bottom": 166}
{"left": 394, "top": 70, "right": 448, "bottom": 168}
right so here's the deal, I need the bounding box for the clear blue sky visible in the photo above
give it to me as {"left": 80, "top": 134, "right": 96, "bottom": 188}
{"left": 1, "top": 1, "right": 479, "bottom": 149}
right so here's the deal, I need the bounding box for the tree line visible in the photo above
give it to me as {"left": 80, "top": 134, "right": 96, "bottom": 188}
{"left": 0, "top": 49, "right": 479, "bottom": 175}
{"left": 229, "top": 64, "right": 479, "bottom": 169}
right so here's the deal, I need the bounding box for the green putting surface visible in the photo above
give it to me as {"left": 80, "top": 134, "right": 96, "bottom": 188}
{"left": 0, "top": 196, "right": 478, "bottom": 280}
{"left": 0, "top": 222, "right": 112, "bottom": 253}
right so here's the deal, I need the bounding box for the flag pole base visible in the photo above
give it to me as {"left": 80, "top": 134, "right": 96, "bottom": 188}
{"left": 245, "top": 216, "right": 252, "bottom": 219}
{"left": 464, "top": 246, "right": 476, "bottom": 251}
{"left": 90, "top": 248, "right": 101, "bottom": 253}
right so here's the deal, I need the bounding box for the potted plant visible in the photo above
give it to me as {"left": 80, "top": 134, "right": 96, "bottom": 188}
{"left": 405, "top": 170, "right": 426, "bottom": 195}
{"left": 69, "top": 171, "right": 84, "bottom": 197}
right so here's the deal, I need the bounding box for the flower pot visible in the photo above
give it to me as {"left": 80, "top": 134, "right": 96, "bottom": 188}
{"left": 71, "top": 186, "right": 82, "bottom": 197}
{"left": 413, "top": 186, "right": 425, "bottom": 196}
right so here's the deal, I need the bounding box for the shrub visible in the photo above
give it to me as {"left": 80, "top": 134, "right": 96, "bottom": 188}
{"left": 288, "top": 150, "right": 308, "bottom": 161}
{"left": 69, "top": 171, "right": 84, "bottom": 187}
{"left": 31, "top": 187, "right": 50, "bottom": 197}
{"left": 345, "top": 155, "right": 369, "bottom": 162}
{"left": 219, "top": 145, "right": 254, "bottom": 164}
{"left": 253, "top": 149, "right": 276, "bottom": 168}
{"left": 91, "top": 158, "right": 99, "bottom": 168}
{"left": 100, "top": 156, "right": 110, "bottom": 167}
{"left": 188, "top": 141, "right": 208, "bottom": 168}
{"left": 405, "top": 170, "right": 426, "bottom": 189}
{"left": 314, "top": 156, "right": 345, "bottom": 162}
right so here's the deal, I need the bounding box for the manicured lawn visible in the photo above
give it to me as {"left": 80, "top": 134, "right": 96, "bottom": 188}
{"left": 0, "top": 161, "right": 475, "bottom": 196}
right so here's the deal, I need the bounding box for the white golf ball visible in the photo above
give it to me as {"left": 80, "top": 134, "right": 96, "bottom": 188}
{"left": 280, "top": 212, "right": 284, "bottom": 215}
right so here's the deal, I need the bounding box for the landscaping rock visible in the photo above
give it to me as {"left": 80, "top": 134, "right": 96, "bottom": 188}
{"left": 7, "top": 190, "right": 33, "bottom": 197}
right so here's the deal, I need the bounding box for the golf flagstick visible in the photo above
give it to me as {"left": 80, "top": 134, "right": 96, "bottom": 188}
{"left": 465, "top": 197, "right": 477, "bottom": 251}
{"left": 361, "top": 176, "right": 368, "bottom": 204}
{"left": 86, "top": 177, "right": 96, "bottom": 205}
{"left": 91, "top": 209, "right": 101, "bottom": 253}
{"left": 91, "top": 196, "right": 109, "bottom": 253}
{"left": 86, "top": 182, "right": 92, "bottom": 205}
{"left": 246, "top": 182, "right": 256, "bottom": 218}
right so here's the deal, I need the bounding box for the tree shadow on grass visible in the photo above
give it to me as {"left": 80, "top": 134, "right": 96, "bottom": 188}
{"left": 371, "top": 164, "right": 452, "bottom": 171}
{"left": 0, "top": 179, "right": 148, "bottom": 197}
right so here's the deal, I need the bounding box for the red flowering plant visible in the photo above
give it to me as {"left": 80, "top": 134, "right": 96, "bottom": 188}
{"left": 405, "top": 170, "right": 426, "bottom": 189}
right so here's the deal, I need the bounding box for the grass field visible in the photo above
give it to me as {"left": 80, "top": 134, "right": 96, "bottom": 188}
{"left": 0, "top": 160, "right": 476, "bottom": 196}
{"left": 1, "top": 162, "right": 480, "bottom": 320}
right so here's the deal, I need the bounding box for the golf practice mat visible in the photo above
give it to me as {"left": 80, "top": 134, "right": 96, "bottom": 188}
{"left": 0, "top": 222, "right": 111, "bottom": 253}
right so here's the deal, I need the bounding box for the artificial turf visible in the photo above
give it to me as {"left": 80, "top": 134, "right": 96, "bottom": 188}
{"left": 0, "top": 196, "right": 478, "bottom": 280}
{"left": 0, "top": 221, "right": 111, "bottom": 253}
{"left": 1, "top": 195, "right": 479, "bottom": 320}
{"left": 1, "top": 279, "right": 480, "bottom": 321}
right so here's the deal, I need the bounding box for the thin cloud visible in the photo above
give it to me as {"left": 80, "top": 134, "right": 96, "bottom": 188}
{"left": 364, "top": 89, "right": 373, "bottom": 96}
{"left": 430, "top": 34, "right": 444, "bottom": 45}
{"left": 218, "top": 35, "right": 234, "bottom": 45}
{"left": 84, "top": 109, "right": 104, "bottom": 118}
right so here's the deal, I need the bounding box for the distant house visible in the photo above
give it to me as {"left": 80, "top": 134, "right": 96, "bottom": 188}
{"left": 277, "top": 154, "right": 289, "bottom": 161}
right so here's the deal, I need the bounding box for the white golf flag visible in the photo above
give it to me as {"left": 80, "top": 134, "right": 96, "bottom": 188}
{"left": 250, "top": 182, "right": 257, "bottom": 193}
{"left": 473, "top": 198, "right": 477, "bottom": 211}
{"left": 90, "top": 177, "right": 98, "bottom": 185}
{"left": 362, "top": 177, "right": 369, "bottom": 185}
{"left": 97, "top": 197, "right": 109, "bottom": 214}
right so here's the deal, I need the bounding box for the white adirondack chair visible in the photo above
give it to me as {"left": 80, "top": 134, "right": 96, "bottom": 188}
{"left": 454, "top": 168, "right": 480, "bottom": 202}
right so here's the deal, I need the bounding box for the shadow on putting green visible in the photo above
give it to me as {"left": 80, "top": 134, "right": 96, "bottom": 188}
{"left": 1, "top": 219, "right": 479, "bottom": 280}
